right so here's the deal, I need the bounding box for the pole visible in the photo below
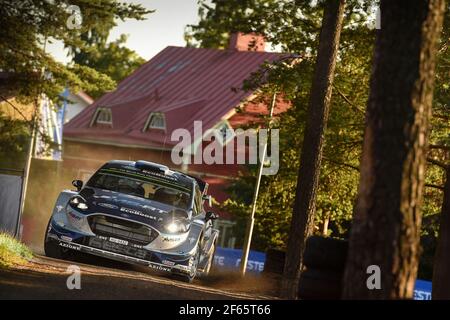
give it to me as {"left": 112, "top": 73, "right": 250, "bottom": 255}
{"left": 16, "top": 36, "right": 47, "bottom": 239}
{"left": 16, "top": 108, "right": 37, "bottom": 238}
{"left": 239, "top": 92, "right": 277, "bottom": 275}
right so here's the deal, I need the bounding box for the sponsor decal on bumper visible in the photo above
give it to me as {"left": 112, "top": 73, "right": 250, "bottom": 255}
{"left": 56, "top": 240, "right": 187, "bottom": 275}
{"left": 60, "top": 236, "right": 73, "bottom": 242}
{"left": 175, "top": 264, "right": 191, "bottom": 272}
{"left": 162, "top": 259, "right": 176, "bottom": 266}
{"left": 148, "top": 263, "right": 172, "bottom": 273}
{"left": 59, "top": 242, "right": 81, "bottom": 251}
{"left": 109, "top": 237, "right": 128, "bottom": 246}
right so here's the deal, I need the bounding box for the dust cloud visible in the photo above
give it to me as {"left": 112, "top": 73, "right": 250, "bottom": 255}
{"left": 22, "top": 158, "right": 77, "bottom": 254}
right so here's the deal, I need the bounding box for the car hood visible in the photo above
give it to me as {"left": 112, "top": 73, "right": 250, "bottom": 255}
{"left": 79, "top": 187, "right": 189, "bottom": 229}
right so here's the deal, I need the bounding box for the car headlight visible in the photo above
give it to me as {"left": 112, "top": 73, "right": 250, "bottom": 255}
{"left": 69, "top": 196, "right": 88, "bottom": 210}
{"left": 165, "top": 220, "right": 189, "bottom": 234}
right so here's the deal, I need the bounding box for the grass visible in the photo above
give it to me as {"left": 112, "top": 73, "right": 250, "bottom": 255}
{"left": 0, "top": 232, "right": 33, "bottom": 268}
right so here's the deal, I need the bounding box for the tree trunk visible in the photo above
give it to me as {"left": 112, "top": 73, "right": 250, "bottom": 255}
{"left": 433, "top": 167, "right": 450, "bottom": 299}
{"left": 281, "top": 0, "right": 345, "bottom": 299}
{"left": 342, "top": 0, "right": 445, "bottom": 299}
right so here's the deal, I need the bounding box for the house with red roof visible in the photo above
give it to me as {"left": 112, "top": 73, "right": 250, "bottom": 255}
{"left": 63, "top": 33, "right": 289, "bottom": 248}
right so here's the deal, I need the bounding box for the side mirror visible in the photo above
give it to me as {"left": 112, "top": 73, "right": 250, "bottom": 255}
{"left": 205, "top": 211, "right": 219, "bottom": 221}
{"left": 202, "top": 194, "right": 212, "bottom": 207}
{"left": 72, "top": 180, "right": 83, "bottom": 192}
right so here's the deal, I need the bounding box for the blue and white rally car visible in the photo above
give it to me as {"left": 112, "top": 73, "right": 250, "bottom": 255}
{"left": 44, "top": 160, "right": 219, "bottom": 282}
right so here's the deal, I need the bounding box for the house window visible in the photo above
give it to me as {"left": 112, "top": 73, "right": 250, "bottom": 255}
{"left": 144, "top": 112, "right": 166, "bottom": 131}
{"left": 92, "top": 108, "right": 112, "bottom": 126}
{"left": 214, "top": 121, "right": 235, "bottom": 145}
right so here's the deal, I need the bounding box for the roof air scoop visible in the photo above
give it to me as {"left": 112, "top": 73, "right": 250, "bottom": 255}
{"left": 135, "top": 160, "right": 169, "bottom": 175}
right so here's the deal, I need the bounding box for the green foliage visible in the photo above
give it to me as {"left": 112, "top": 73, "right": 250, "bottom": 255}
{"left": 190, "top": 0, "right": 449, "bottom": 258}
{"left": 418, "top": 8, "right": 450, "bottom": 280}
{"left": 0, "top": 111, "right": 30, "bottom": 168}
{"left": 0, "top": 0, "right": 150, "bottom": 160}
{"left": 67, "top": 14, "right": 150, "bottom": 98}
{"left": 72, "top": 34, "right": 145, "bottom": 90}
{"left": 224, "top": 44, "right": 369, "bottom": 251}
{"left": 422, "top": 7, "right": 450, "bottom": 233}
{"left": 186, "top": 0, "right": 376, "bottom": 53}
{"left": 67, "top": 64, "right": 117, "bottom": 99}
{"left": 0, "top": 0, "right": 150, "bottom": 103}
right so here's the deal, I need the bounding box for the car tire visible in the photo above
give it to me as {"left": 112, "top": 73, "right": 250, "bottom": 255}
{"left": 187, "top": 247, "right": 201, "bottom": 283}
{"left": 172, "top": 247, "right": 201, "bottom": 283}
{"left": 303, "top": 236, "right": 348, "bottom": 271}
{"left": 174, "top": 274, "right": 196, "bottom": 284}
{"left": 43, "top": 220, "right": 68, "bottom": 260}
{"left": 298, "top": 268, "right": 343, "bottom": 300}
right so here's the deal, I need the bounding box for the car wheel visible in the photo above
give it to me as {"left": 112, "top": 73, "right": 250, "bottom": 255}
{"left": 173, "top": 247, "right": 200, "bottom": 283}
{"left": 187, "top": 247, "right": 201, "bottom": 282}
{"left": 43, "top": 220, "right": 68, "bottom": 260}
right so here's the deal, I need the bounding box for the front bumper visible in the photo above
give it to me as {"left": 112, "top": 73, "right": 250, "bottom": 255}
{"left": 46, "top": 220, "right": 197, "bottom": 276}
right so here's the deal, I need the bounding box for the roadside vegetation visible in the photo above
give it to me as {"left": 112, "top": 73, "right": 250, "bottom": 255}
{"left": 187, "top": 0, "right": 449, "bottom": 284}
{"left": 0, "top": 233, "right": 33, "bottom": 268}
{"left": 0, "top": 0, "right": 152, "bottom": 172}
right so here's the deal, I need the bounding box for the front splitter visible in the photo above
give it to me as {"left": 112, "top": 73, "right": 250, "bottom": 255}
{"left": 56, "top": 240, "right": 192, "bottom": 275}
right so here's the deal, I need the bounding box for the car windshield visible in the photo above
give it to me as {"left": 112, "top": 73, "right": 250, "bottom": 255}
{"left": 86, "top": 172, "right": 192, "bottom": 210}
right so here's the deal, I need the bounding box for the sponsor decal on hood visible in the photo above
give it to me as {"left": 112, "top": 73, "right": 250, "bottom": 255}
{"left": 81, "top": 187, "right": 189, "bottom": 228}
{"left": 98, "top": 203, "right": 119, "bottom": 210}
{"left": 120, "top": 207, "right": 164, "bottom": 222}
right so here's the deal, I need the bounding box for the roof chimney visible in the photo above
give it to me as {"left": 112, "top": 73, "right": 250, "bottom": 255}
{"left": 228, "top": 32, "right": 265, "bottom": 52}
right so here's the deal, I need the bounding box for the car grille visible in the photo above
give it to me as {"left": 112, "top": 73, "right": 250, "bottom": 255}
{"left": 88, "top": 215, "right": 158, "bottom": 246}
{"left": 88, "top": 237, "right": 151, "bottom": 261}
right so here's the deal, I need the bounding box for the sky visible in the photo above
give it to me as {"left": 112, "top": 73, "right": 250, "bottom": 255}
{"left": 48, "top": 0, "right": 201, "bottom": 63}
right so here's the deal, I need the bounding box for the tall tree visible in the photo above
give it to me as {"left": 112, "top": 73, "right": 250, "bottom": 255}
{"left": 0, "top": 0, "right": 150, "bottom": 104}
{"left": 430, "top": 10, "right": 450, "bottom": 294}
{"left": 66, "top": 7, "right": 150, "bottom": 98}
{"left": 0, "top": 1, "right": 150, "bottom": 160}
{"left": 188, "top": 0, "right": 377, "bottom": 254}
{"left": 420, "top": 6, "right": 449, "bottom": 282}
{"left": 69, "top": 34, "right": 146, "bottom": 98}
{"left": 342, "top": 0, "right": 445, "bottom": 299}
{"left": 281, "top": 0, "right": 346, "bottom": 299}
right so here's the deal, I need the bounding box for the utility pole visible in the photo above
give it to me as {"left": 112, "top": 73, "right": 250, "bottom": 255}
{"left": 16, "top": 36, "right": 48, "bottom": 238}
{"left": 16, "top": 104, "right": 38, "bottom": 238}
{"left": 240, "top": 92, "right": 277, "bottom": 275}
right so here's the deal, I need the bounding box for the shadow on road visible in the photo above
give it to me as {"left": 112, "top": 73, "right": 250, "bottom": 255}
{"left": 0, "top": 254, "right": 278, "bottom": 299}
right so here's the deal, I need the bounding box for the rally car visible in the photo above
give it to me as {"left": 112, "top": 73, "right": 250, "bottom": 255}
{"left": 44, "top": 160, "right": 219, "bottom": 282}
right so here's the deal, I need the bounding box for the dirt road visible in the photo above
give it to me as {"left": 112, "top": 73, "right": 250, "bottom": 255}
{"left": 0, "top": 254, "right": 278, "bottom": 300}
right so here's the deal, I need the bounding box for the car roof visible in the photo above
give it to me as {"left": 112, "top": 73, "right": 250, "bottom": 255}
{"left": 100, "top": 160, "right": 201, "bottom": 191}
